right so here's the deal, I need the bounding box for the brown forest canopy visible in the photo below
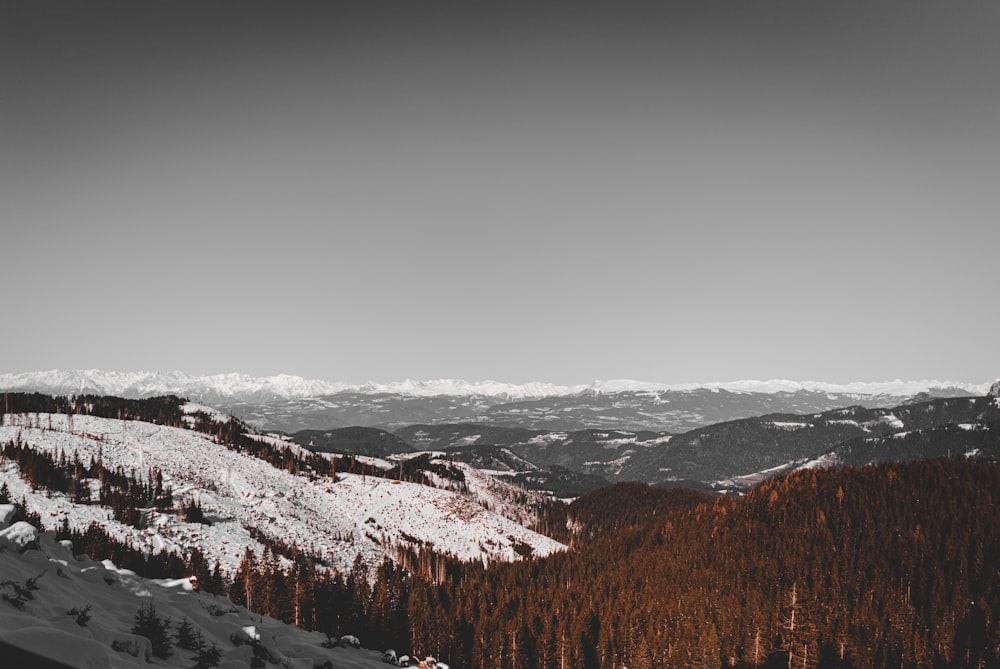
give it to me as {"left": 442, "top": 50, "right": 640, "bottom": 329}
{"left": 407, "top": 460, "right": 999, "bottom": 669}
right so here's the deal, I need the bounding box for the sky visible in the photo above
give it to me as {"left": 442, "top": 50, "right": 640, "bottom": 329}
{"left": 2, "top": 1, "right": 998, "bottom": 386}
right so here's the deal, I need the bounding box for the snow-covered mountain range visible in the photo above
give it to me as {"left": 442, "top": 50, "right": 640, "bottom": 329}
{"left": 0, "top": 369, "right": 989, "bottom": 402}
{"left": 0, "top": 370, "right": 990, "bottom": 433}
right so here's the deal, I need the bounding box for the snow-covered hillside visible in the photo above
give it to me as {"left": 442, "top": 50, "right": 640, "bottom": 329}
{"left": 0, "top": 411, "right": 564, "bottom": 576}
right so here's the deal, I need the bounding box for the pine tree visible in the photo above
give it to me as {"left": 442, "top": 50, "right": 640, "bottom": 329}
{"left": 780, "top": 582, "right": 819, "bottom": 669}
{"left": 175, "top": 616, "right": 201, "bottom": 652}
{"left": 194, "top": 637, "right": 222, "bottom": 669}
{"left": 749, "top": 625, "right": 772, "bottom": 668}
{"left": 132, "top": 603, "right": 173, "bottom": 659}
{"left": 231, "top": 547, "right": 258, "bottom": 611}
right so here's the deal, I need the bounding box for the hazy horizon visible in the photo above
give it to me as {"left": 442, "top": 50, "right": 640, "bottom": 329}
{"left": 3, "top": 1, "right": 998, "bottom": 386}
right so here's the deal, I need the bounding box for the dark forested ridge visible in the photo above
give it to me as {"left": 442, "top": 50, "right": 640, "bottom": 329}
{"left": 828, "top": 422, "right": 1000, "bottom": 468}
{"left": 561, "top": 482, "right": 714, "bottom": 541}
{"left": 1, "top": 391, "right": 189, "bottom": 424}
{"left": 619, "top": 396, "right": 1000, "bottom": 486}
{"left": 289, "top": 426, "right": 415, "bottom": 457}
{"left": 402, "top": 460, "right": 999, "bottom": 669}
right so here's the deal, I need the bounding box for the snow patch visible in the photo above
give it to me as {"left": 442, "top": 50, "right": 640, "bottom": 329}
{"left": 766, "top": 421, "right": 811, "bottom": 431}
{"left": 181, "top": 402, "right": 230, "bottom": 422}
{"left": 0, "top": 504, "right": 16, "bottom": 529}
{"left": 0, "top": 521, "right": 38, "bottom": 550}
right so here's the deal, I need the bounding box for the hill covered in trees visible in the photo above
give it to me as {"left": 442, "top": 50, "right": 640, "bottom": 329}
{"left": 399, "top": 460, "right": 999, "bottom": 669}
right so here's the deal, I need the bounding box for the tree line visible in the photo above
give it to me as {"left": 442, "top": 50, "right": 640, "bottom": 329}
{"left": 2, "top": 438, "right": 173, "bottom": 527}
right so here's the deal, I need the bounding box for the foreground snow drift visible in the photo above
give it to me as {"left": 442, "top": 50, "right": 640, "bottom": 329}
{"left": 0, "top": 527, "right": 388, "bottom": 669}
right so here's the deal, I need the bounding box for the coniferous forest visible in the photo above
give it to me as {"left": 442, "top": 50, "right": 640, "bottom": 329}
{"left": 2, "top": 393, "right": 998, "bottom": 668}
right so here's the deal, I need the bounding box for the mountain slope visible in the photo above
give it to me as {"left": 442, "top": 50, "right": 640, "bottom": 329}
{"left": 813, "top": 394, "right": 1000, "bottom": 470}
{"left": 394, "top": 424, "right": 672, "bottom": 484}
{"left": 631, "top": 395, "right": 1000, "bottom": 489}
{"left": 0, "top": 407, "right": 564, "bottom": 576}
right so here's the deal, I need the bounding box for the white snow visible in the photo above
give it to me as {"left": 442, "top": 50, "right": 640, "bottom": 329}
{"left": 526, "top": 432, "right": 569, "bottom": 445}
{"left": 765, "top": 421, "right": 811, "bottom": 431}
{"left": 864, "top": 414, "right": 905, "bottom": 430}
{"left": 181, "top": 402, "right": 230, "bottom": 422}
{"left": 798, "top": 453, "right": 841, "bottom": 470}
{"left": 0, "top": 503, "right": 16, "bottom": 529}
{"left": 0, "top": 521, "right": 39, "bottom": 550}
{"left": 240, "top": 625, "right": 262, "bottom": 642}
{"left": 714, "top": 460, "right": 800, "bottom": 489}
{"left": 585, "top": 454, "right": 633, "bottom": 469}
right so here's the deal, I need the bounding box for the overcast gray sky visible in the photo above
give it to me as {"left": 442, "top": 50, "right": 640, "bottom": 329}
{"left": 2, "top": 1, "right": 998, "bottom": 385}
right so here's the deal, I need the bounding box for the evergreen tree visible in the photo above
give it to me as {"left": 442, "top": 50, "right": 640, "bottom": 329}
{"left": 175, "top": 616, "right": 201, "bottom": 652}
{"left": 194, "top": 636, "right": 222, "bottom": 669}
{"left": 131, "top": 603, "right": 173, "bottom": 659}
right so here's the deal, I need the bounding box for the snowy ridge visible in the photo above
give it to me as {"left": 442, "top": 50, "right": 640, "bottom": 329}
{"left": 0, "top": 412, "right": 564, "bottom": 576}
{"left": 0, "top": 369, "right": 992, "bottom": 401}
{"left": 0, "top": 370, "right": 578, "bottom": 401}
{"left": 0, "top": 370, "right": 348, "bottom": 402}
{"left": 590, "top": 378, "right": 993, "bottom": 396}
